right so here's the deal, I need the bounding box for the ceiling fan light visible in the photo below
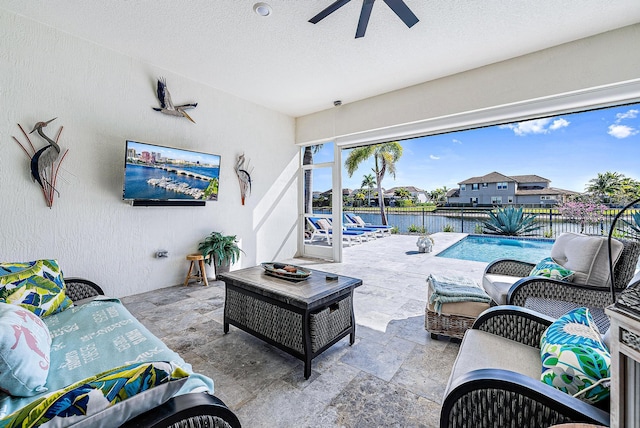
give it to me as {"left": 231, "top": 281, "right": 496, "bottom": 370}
{"left": 253, "top": 2, "right": 272, "bottom": 17}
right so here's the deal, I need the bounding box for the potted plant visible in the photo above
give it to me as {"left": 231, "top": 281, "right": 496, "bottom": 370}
{"left": 198, "top": 232, "right": 244, "bottom": 277}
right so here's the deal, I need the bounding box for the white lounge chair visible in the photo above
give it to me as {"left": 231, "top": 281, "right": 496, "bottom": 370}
{"left": 306, "top": 217, "right": 367, "bottom": 246}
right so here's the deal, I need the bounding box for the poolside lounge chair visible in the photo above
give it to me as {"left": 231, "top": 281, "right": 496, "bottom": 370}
{"left": 325, "top": 217, "right": 378, "bottom": 241}
{"left": 344, "top": 213, "right": 392, "bottom": 236}
{"left": 306, "top": 217, "right": 367, "bottom": 246}
{"left": 337, "top": 215, "right": 383, "bottom": 238}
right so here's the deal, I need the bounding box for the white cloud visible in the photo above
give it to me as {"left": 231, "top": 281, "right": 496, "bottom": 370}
{"left": 615, "top": 109, "right": 639, "bottom": 122}
{"left": 429, "top": 154, "right": 440, "bottom": 160}
{"left": 608, "top": 124, "right": 639, "bottom": 139}
{"left": 500, "top": 117, "right": 569, "bottom": 136}
{"left": 452, "top": 139, "right": 462, "bottom": 144}
{"left": 550, "top": 118, "right": 570, "bottom": 130}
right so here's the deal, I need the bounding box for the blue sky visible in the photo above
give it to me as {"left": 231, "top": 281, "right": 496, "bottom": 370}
{"left": 311, "top": 102, "right": 640, "bottom": 194}
{"left": 128, "top": 140, "right": 220, "bottom": 166}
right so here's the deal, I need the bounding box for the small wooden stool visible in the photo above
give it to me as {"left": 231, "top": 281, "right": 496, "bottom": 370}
{"left": 184, "top": 253, "right": 209, "bottom": 286}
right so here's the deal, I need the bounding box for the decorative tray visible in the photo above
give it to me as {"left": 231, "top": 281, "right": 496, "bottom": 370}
{"left": 261, "top": 262, "right": 311, "bottom": 281}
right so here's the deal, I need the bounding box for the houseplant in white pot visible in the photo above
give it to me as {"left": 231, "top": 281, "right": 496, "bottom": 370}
{"left": 198, "top": 231, "right": 244, "bottom": 278}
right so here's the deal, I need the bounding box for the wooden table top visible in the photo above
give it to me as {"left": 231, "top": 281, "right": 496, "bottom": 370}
{"left": 217, "top": 265, "right": 362, "bottom": 309}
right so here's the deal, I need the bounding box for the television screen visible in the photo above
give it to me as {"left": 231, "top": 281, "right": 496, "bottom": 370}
{"left": 123, "top": 140, "right": 221, "bottom": 202}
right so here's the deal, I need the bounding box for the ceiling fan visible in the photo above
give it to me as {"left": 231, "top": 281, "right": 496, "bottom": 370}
{"left": 309, "top": 0, "right": 419, "bottom": 39}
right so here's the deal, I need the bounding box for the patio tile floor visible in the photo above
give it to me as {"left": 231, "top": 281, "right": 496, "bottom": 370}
{"left": 122, "top": 233, "right": 488, "bottom": 427}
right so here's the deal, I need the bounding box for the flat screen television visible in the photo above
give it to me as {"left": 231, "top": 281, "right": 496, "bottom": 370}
{"left": 123, "top": 140, "right": 221, "bottom": 204}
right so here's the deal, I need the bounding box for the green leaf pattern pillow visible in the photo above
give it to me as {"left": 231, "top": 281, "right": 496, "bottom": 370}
{"left": 530, "top": 257, "right": 575, "bottom": 281}
{"left": 0, "top": 361, "right": 189, "bottom": 427}
{"left": 540, "top": 307, "right": 610, "bottom": 403}
{"left": 0, "top": 260, "right": 73, "bottom": 317}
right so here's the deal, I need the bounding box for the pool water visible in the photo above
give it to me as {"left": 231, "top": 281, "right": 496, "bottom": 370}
{"left": 436, "top": 235, "right": 554, "bottom": 263}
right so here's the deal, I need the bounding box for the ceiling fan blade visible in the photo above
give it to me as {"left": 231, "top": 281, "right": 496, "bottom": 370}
{"left": 383, "top": 0, "right": 419, "bottom": 28}
{"left": 309, "top": 0, "right": 352, "bottom": 24}
{"left": 355, "top": 0, "right": 375, "bottom": 38}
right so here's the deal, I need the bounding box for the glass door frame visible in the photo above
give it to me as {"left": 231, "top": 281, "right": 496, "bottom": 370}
{"left": 299, "top": 143, "right": 343, "bottom": 262}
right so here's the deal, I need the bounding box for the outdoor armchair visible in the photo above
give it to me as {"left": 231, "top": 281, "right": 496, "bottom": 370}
{"left": 482, "top": 232, "right": 640, "bottom": 332}
{"left": 441, "top": 306, "right": 610, "bottom": 428}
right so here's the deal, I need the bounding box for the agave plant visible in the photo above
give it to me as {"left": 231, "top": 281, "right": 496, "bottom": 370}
{"left": 620, "top": 212, "right": 640, "bottom": 240}
{"left": 481, "top": 206, "right": 542, "bottom": 236}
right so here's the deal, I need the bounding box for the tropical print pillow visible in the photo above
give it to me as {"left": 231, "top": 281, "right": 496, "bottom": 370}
{"left": 530, "top": 257, "right": 575, "bottom": 281}
{"left": 540, "top": 307, "right": 610, "bottom": 403}
{"left": 0, "top": 260, "right": 73, "bottom": 317}
{"left": 0, "top": 303, "right": 52, "bottom": 397}
{"left": 0, "top": 361, "right": 189, "bottom": 427}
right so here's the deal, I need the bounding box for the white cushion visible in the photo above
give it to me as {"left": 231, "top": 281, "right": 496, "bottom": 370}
{"left": 482, "top": 274, "right": 520, "bottom": 305}
{"left": 550, "top": 233, "right": 623, "bottom": 288}
{"left": 445, "top": 329, "right": 542, "bottom": 396}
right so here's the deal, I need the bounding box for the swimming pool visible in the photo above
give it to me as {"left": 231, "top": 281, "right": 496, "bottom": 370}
{"left": 436, "top": 235, "right": 554, "bottom": 263}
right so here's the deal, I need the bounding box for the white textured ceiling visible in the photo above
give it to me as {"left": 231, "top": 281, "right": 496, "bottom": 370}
{"left": 2, "top": 0, "right": 640, "bottom": 117}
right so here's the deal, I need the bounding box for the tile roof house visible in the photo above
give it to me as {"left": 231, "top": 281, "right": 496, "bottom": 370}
{"left": 446, "top": 171, "right": 579, "bottom": 206}
{"left": 384, "top": 186, "right": 429, "bottom": 203}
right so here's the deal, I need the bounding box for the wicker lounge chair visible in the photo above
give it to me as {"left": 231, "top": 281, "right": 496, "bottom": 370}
{"left": 344, "top": 213, "right": 392, "bottom": 235}
{"left": 306, "top": 217, "right": 368, "bottom": 246}
{"left": 483, "top": 233, "right": 640, "bottom": 332}
{"left": 441, "top": 306, "right": 610, "bottom": 428}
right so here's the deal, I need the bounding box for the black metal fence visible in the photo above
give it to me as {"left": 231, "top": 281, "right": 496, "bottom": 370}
{"left": 313, "top": 206, "right": 639, "bottom": 238}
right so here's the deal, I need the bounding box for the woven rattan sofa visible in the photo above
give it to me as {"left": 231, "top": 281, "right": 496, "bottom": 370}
{"left": 440, "top": 306, "right": 611, "bottom": 428}
{"left": 482, "top": 233, "right": 640, "bottom": 332}
{"left": 0, "top": 274, "right": 241, "bottom": 428}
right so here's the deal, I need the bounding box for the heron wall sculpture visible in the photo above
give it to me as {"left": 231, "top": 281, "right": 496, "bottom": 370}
{"left": 153, "top": 77, "right": 198, "bottom": 123}
{"left": 12, "top": 118, "right": 68, "bottom": 208}
{"left": 235, "top": 153, "right": 253, "bottom": 206}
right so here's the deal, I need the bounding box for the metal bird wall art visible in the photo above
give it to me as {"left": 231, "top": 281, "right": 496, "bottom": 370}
{"left": 235, "top": 153, "right": 253, "bottom": 206}
{"left": 153, "top": 77, "right": 198, "bottom": 123}
{"left": 12, "top": 118, "right": 69, "bottom": 208}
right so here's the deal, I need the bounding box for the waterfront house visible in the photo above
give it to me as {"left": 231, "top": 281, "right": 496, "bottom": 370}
{"left": 385, "top": 186, "right": 430, "bottom": 204}
{"left": 446, "top": 171, "right": 579, "bottom": 207}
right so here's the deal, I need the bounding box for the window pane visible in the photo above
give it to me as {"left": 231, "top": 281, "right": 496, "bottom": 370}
{"left": 301, "top": 142, "right": 334, "bottom": 165}
{"left": 303, "top": 167, "right": 332, "bottom": 215}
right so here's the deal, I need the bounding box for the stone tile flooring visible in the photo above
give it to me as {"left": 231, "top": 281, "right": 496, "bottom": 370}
{"left": 122, "top": 233, "right": 488, "bottom": 427}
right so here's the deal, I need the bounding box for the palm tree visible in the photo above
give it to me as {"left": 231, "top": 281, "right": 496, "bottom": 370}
{"left": 361, "top": 174, "right": 376, "bottom": 206}
{"left": 345, "top": 142, "right": 403, "bottom": 225}
{"left": 586, "top": 172, "right": 623, "bottom": 204}
{"left": 303, "top": 145, "right": 323, "bottom": 214}
{"left": 394, "top": 187, "right": 411, "bottom": 199}
{"left": 430, "top": 186, "right": 449, "bottom": 206}
{"left": 619, "top": 176, "right": 640, "bottom": 202}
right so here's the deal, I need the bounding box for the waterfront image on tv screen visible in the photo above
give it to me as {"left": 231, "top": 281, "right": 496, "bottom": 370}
{"left": 124, "top": 141, "right": 221, "bottom": 201}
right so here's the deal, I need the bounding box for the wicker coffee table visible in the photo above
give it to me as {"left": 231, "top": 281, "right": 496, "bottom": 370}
{"left": 218, "top": 265, "right": 362, "bottom": 379}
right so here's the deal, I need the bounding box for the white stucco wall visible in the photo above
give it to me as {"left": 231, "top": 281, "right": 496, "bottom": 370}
{"left": 296, "top": 24, "right": 640, "bottom": 144}
{"left": 0, "top": 10, "right": 298, "bottom": 297}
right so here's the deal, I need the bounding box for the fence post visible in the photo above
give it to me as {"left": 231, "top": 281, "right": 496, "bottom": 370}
{"left": 549, "top": 208, "right": 553, "bottom": 237}
{"left": 461, "top": 207, "right": 464, "bottom": 233}
{"left": 422, "top": 207, "right": 425, "bottom": 233}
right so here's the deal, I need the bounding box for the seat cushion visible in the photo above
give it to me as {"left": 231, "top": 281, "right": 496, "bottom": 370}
{"left": 550, "top": 233, "right": 623, "bottom": 288}
{"left": 482, "top": 274, "right": 520, "bottom": 305}
{"left": 445, "top": 329, "right": 542, "bottom": 396}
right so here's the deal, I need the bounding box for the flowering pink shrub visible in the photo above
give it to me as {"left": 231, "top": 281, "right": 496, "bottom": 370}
{"left": 557, "top": 201, "right": 608, "bottom": 233}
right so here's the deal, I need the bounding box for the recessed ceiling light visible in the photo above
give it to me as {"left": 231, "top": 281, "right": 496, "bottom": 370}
{"left": 253, "top": 2, "right": 272, "bottom": 17}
